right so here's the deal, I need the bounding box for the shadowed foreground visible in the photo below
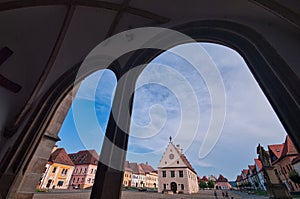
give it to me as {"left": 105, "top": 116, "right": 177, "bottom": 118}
{"left": 33, "top": 190, "right": 268, "bottom": 199}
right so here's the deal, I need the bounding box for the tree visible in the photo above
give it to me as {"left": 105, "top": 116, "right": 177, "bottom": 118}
{"left": 199, "top": 181, "right": 208, "bottom": 189}
{"left": 207, "top": 180, "right": 215, "bottom": 189}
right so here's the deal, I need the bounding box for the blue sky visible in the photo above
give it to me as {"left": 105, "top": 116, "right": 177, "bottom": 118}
{"left": 57, "top": 42, "right": 287, "bottom": 181}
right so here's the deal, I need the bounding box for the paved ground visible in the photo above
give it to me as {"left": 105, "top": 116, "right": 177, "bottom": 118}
{"left": 33, "top": 190, "right": 269, "bottom": 199}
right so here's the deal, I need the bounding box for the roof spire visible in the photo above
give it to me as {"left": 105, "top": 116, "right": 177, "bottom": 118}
{"left": 169, "top": 136, "right": 172, "bottom": 142}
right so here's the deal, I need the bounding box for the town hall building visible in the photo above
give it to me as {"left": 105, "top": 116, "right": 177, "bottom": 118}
{"left": 158, "top": 137, "right": 199, "bottom": 194}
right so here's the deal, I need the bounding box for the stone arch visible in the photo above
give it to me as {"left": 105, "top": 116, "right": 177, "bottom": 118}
{"left": 1, "top": 20, "right": 299, "bottom": 199}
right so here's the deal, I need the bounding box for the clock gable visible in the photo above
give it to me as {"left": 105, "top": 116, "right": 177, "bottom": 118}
{"left": 158, "top": 142, "right": 187, "bottom": 168}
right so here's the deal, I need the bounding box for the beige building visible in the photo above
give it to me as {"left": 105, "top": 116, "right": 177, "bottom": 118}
{"left": 38, "top": 148, "right": 74, "bottom": 190}
{"left": 158, "top": 137, "right": 199, "bottom": 194}
{"left": 123, "top": 161, "right": 133, "bottom": 187}
{"left": 140, "top": 163, "right": 158, "bottom": 189}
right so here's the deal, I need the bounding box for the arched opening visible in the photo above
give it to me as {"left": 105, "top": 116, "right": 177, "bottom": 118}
{"left": 122, "top": 42, "right": 295, "bottom": 198}
{"left": 2, "top": 20, "right": 298, "bottom": 199}
{"left": 16, "top": 69, "right": 117, "bottom": 198}
{"left": 170, "top": 182, "right": 177, "bottom": 193}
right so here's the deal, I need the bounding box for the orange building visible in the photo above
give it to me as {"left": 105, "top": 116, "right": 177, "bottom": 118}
{"left": 38, "top": 148, "right": 74, "bottom": 190}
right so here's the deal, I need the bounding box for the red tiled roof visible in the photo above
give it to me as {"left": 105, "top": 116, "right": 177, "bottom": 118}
{"left": 248, "top": 165, "right": 256, "bottom": 172}
{"left": 217, "top": 174, "right": 228, "bottom": 182}
{"left": 49, "top": 148, "right": 74, "bottom": 166}
{"left": 282, "top": 136, "right": 298, "bottom": 156}
{"left": 68, "top": 150, "right": 99, "bottom": 165}
{"left": 201, "top": 176, "right": 208, "bottom": 182}
{"left": 139, "top": 163, "right": 155, "bottom": 173}
{"left": 269, "top": 136, "right": 298, "bottom": 165}
{"left": 254, "top": 158, "right": 262, "bottom": 171}
{"left": 268, "top": 144, "right": 284, "bottom": 159}
{"left": 124, "top": 161, "right": 133, "bottom": 172}
{"left": 242, "top": 169, "right": 249, "bottom": 176}
{"left": 172, "top": 143, "right": 197, "bottom": 174}
{"left": 235, "top": 175, "right": 242, "bottom": 182}
{"left": 129, "top": 162, "right": 145, "bottom": 174}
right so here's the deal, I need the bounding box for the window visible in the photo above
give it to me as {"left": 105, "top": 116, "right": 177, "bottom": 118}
{"left": 81, "top": 178, "right": 84, "bottom": 182}
{"left": 52, "top": 167, "right": 57, "bottom": 173}
{"left": 80, "top": 168, "right": 82, "bottom": 173}
{"left": 91, "top": 169, "right": 93, "bottom": 174}
{"left": 57, "top": 181, "right": 64, "bottom": 186}
{"left": 75, "top": 168, "right": 78, "bottom": 173}
{"left": 177, "top": 161, "right": 179, "bottom": 164}
{"left": 88, "top": 178, "right": 91, "bottom": 183}
{"left": 179, "top": 170, "right": 183, "bottom": 177}
{"left": 84, "top": 168, "right": 87, "bottom": 173}
{"left": 163, "top": 184, "right": 166, "bottom": 189}
{"left": 77, "top": 178, "right": 79, "bottom": 183}
{"left": 73, "top": 178, "right": 75, "bottom": 182}
{"left": 165, "top": 161, "right": 167, "bottom": 164}
{"left": 94, "top": 169, "right": 97, "bottom": 174}
{"left": 181, "top": 184, "right": 184, "bottom": 190}
{"left": 61, "top": 169, "right": 68, "bottom": 175}
{"left": 162, "top": 171, "right": 166, "bottom": 178}
{"left": 171, "top": 170, "right": 175, "bottom": 178}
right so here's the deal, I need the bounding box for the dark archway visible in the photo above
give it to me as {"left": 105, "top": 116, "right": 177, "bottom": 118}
{"left": 171, "top": 182, "right": 177, "bottom": 193}
{"left": 1, "top": 20, "right": 299, "bottom": 199}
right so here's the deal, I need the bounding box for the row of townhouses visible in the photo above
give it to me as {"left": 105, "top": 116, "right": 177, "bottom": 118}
{"left": 37, "top": 147, "right": 158, "bottom": 190}
{"left": 236, "top": 135, "right": 300, "bottom": 193}
{"left": 123, "top": 161, "right": 158, "bottom": 188}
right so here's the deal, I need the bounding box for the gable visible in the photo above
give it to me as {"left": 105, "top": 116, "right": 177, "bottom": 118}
{"left": 158, "top": 142, "right": 196, "bottom": 174}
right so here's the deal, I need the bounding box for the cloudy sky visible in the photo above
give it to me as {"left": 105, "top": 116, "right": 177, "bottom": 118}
{"left": 57, "top": 42, "right": 287, "bottom": 181}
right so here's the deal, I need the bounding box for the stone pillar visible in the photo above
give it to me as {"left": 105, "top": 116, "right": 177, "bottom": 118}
{"left": 6, "top": 91, "right": 74, "bottom": 199}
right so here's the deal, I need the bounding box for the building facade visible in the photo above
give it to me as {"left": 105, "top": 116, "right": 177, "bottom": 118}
{"left": 158, "top": 137, "right": 199, "bottom": 194}
{"left": 38, "top": 148, "right": 74, "bottom": 190}
{"left": 268, "top": 136, "right": 300, "bottom": 192}
{"left": 254, "top": 158, "right": 266, "bottom": 191}
{"left": 68, "top": 150, "right": 99, "bottom": 189}
{"left": 123, "top": 161, "right": 133, "bottom": 187}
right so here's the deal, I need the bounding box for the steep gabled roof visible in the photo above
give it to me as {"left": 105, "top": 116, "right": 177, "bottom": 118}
{"left": 282, "top": 136, "right": 298, "bottom": 156}
{"left": 201, "top": 176, "right": 208, "bottom": 182}
{"left": 124, "top": 161, "right": 133, "bottom": 172}
{"left": 158, "top": 140, "right": 197, "bottom": 174}
{"left": 129, "top": 162, "right": 145, "bottom": 174}
{"left": 49, "top": 148, "right": 74, "bottom": 166}
{"left": 235, "top": 175, "right": 242, "bottom": 182}
{"left": 217, "top": 174, "right": 228, "bottom": 182}
{"left": 139, "top": 163, "right": 155, "bottom": 173}
{"left": 68, "top": 150, "right": 99, "bottom": 165}
{"left": 254, "top": 158, "right": 262, "bottom": 171}
{"left": 172, "top": 143, "right": 197, "bottom": 174}
{"left": 268, "top": 144, "right": 284, "bottom": 159}
{"left": 268, "top": 143, "right": 284, "bottom": 163}
{"left": 269, "top": 136, "right": 298, "bottom": 165}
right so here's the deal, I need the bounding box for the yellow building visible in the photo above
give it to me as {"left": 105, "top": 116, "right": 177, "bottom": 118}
{"left": 123, "top": 161, "right": 133, "bottom": 187}
{"left": 38, "top": 148, "right": 74, "bottom": 190}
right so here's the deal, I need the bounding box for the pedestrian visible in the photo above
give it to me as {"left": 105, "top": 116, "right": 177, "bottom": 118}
{"left": 214, "top": 190, "right": 218, "bottom": 199}
{"left": 222, "top": 191, "right": 225, "bottom": 198}
{"left": 225, "top": 191, "right": 229, "bottom": 199}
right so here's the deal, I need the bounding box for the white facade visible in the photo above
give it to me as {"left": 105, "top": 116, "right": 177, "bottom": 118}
{"left": 158, "top": 140, "right": 199, "bottom": 194}
{"left": 131, "top": 173, "right": 146, "bottom": 187}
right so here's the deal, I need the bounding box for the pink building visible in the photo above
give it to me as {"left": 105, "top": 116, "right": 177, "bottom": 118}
{"left": 68, "top": 150, "right": 99, "bottom": 189}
